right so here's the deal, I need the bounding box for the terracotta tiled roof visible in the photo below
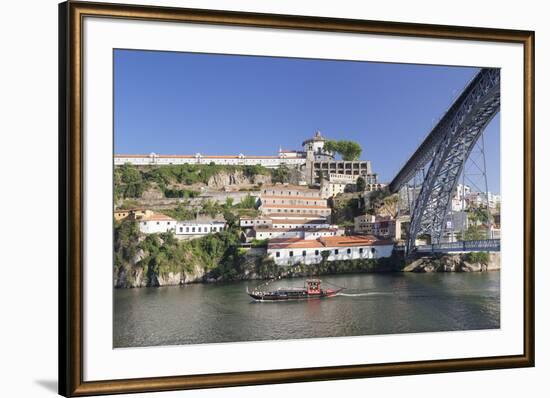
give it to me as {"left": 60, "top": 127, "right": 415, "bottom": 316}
{"left": 268, "top": 235, "right": 394, "bottom": 250}
{"left": 255, "top": 227, "right": 337, "bottom": 233}
{"left": 115, "top": 154, "right": 156, "bottom": 158}
{"left": 268, "top": 240, "right": 325, "bottom": 249}
{"left": 141, "top": 213, "right": 175, "bottom": 222}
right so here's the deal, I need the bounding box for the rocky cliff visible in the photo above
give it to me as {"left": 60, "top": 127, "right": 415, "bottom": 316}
{"left": 207, "top": 170, "right": 271, "bottom": 189}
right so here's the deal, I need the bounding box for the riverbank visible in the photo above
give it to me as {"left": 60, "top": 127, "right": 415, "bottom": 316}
{"left": 115, "top": 251, "right": 405, "bottom": 288}
{"left": 403, "top": 252, "right": 500, "bottom": 273}
{"left": 114, "top": 219, "right": 498, "bottom": 288}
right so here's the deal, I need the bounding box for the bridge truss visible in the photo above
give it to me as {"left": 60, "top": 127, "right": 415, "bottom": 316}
{"left": 389, "top": 68, "right": 501, "bottom": 254}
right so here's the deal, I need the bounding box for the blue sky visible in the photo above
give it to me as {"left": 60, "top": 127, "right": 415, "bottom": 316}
{"left": 114, "top": 49, "right": 500, "bottom": 193}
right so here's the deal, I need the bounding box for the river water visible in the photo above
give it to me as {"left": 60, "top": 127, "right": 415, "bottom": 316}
{"left": 114, "top": 272, "right": 500, "bottom": 348}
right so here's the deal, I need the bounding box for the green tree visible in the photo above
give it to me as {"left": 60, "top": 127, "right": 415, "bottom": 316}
{"left": 237, "top": 194, "right": 257, "bottom": 209}
{"left": 200, "top": 199, "right": 222, "bottom": 218}
{"left": 223, "top": 197, "right": 234, "bottom": 210}
{"left": 324, "top": 140, "right": 362, "bottom": 161}
{"left": 464, "top": 225, "right": 487, "bottom": 240}
{"left": 223, "top": 210, "right": 238, "bottom": 228}
{"left": 115, "top": 163, "right": 148, "bottom": 198}
{"left": 271, "top": 164, "right": 291, "bottom": 183}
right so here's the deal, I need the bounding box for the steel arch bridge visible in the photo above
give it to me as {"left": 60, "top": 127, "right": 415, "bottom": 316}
{"left": 388, "top": 68, "right": 500, "bottom": 254}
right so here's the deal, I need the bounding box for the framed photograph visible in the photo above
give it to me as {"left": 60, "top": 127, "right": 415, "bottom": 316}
{"left": 59, "top": 1, "right": 534, "bottom": 396}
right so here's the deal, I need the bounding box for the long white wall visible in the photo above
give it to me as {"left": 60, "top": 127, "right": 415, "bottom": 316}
{"left": 115, "top": 155, "right": 306, "bottom": 169}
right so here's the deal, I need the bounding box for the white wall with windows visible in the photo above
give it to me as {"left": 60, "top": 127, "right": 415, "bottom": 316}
{"left": 139, "top": 219, "right": 176, "bottom": 234}
{"left": 175, "top": 221, "right": 226, "bottom": 236}
{"left": 268, "top": 243, "right": 394, "bottom": 266}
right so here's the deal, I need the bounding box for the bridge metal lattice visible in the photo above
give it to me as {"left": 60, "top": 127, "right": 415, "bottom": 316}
{"left": 389, "top": 68, "right": 500, "bottom": 254}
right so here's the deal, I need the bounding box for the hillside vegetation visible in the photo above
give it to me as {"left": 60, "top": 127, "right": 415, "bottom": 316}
{"left": 114, "top": 163, "right": 274, "bottom": 200}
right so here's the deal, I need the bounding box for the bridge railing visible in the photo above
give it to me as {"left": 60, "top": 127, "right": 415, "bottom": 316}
{"left": 416, "top": 239, "right": 500, "bottom": 253}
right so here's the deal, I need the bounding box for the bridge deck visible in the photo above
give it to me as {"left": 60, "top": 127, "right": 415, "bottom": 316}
{"left": 415, "top": 239, "right": 500, "bottom": 253}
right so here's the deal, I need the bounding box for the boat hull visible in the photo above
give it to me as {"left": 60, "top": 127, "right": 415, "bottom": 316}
{"left": 248, "top": 288, "right": 342, "bottom": 301}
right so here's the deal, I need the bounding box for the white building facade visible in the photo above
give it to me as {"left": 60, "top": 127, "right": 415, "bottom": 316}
{"left": 115, "top": 152, "right": 306, "bottom": 169}
{"left": 175, "top": 221, "right": 226, "bottom": 237}
{"left": 137, "top": 212, "right": 226, "bottom": 237}
{"left": 253, "top": 227, "right": 341, "bottom": 240}
{"left": 268, "top": 236, "right": 394, "bottom": 266}
{"left": 139, "top": 214, "right": 177, "bottom": 234}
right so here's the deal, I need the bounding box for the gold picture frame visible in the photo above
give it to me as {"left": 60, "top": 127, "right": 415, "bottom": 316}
{"left": 59, "top": 1, "right": 535, "bottom": 396}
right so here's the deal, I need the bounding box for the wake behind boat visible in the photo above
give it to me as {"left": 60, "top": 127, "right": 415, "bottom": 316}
{"left": 247, "top": 279, "right": 344, "bottom": 301}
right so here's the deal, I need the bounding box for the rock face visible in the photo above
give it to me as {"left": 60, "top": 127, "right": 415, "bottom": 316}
{"left": 141, "top": 186, "right": 164, "bottom": 200}
{"left": 207, "top": 170, "right": 272, "bottom": 189}
{"left": 114, "top": 263, "right": 207, "bottom": 288}
{"left": 403, "top": 252, "right": 500, "bottom": 273}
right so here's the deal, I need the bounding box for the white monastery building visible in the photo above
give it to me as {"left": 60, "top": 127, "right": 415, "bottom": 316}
{"left": 115, "top": 131, "right": 378, "bottom": 186}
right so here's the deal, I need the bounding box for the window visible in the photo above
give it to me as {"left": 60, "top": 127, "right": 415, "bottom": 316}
{"left": 335, "top": 249, "right": 339, "bottom": 255}
{"left": 315, "top": 250, "right": 319, "bottom": 256}
{"left": 276, "top": 252, "right": 280, "bottom": 258}
{"left": 186, "top": 227, "right": 189, "bottom": 232}
{"left": 192, "top": 227, "right": 195, "bottom": 232}
{"left": 359, "top": 248, "right": 364, "bottom": 254}
{"left": 289, "top": 251, "right": 294, "bottom": 257}
{"left": 347, "top": 248, "right": 351, "bottom": 254}
{"left": 179, "top": 227, "right": 183, "bottom": 232}
{"left": 156, "top": 222, "right": 160, "bottom": 225}
{"left": 198, "top": 227, "right": 202, "bottom": 232}
{"left": 167, "top": 222, "right": 170, "bottom": 225}
{"left": 302, "top": 250, "right": 307, "bottom": 257}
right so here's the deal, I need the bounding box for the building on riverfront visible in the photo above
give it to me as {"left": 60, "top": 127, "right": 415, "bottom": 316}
{"left": 267, "top": 235, "right": 394, "bottom": 266}
{"left": 115, "top": 131, "right": 378, "bottom": 186}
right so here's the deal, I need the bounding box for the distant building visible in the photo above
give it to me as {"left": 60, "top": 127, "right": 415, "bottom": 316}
{"left": 114, "top": 208, "right": 153, "bottom": 221}
{"left": 138, "top": 213, "right": 177, "bottom": 234}
{"left": 258, "top": 184, "right": 332, "bottom": 218}
{"left": 320, "top": 181, "right": 348, "bottom": 199}
{"left": 175, "top": 220, "right": 226, "bottom": 237}
{"left": 451, "top": 184, "right": 501, "bottom": 210}
{"left": 354, "top": 214, "right": 402, "bottom": 240}
{"left": 268, "top": 235, "right": 394, "bottom": 266}
{"left": 242, "top": 184, "right": 334, "bottom": 241}
{"left": 240, "top": 216, "right": 273, "bottom": 228}
{"left": 364, "top": 183, "right": 386, "bottom": 192}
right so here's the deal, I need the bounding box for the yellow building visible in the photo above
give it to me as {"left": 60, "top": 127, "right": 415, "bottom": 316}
{"left": 114, "top": 208, "right": 154, "bottom": 221}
